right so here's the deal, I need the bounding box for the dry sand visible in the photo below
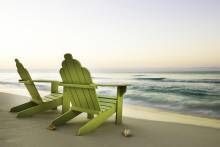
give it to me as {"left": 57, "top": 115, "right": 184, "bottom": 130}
{"left": 0, "top": 92, "right": 220, "bottom": 147}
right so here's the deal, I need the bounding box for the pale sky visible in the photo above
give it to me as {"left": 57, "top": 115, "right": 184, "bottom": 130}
{"left": 0, "top": 0, "right": 219, "bottom": 70}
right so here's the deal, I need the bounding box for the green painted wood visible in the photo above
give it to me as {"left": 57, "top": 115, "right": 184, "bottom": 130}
{"left": 81, "top": 67, "right": 100, "bottom": 110}
{"left": 100, "top": 106, "right": 112, "bottom": 112}
{"left": 32, "top": 80, "right": 59, "bottom": 83}
{"left": 98, "top": 97, "right": 117, "bottom": 104}
{"left": 50, "top": 93, "right": 63, "bottom": 97}
{"left": 42, "top": 97, "right": 52, "bottom": 102}
{"left": 49, "top": 53, "right": 128, "bottom": 135}
{"left": 66, "top": 59, "right": 90, "bottom": 109}
{"left": 51, "top": 81, "right": 59, "bottom": 93}
{"left": 49, "top": 93, "right": 63, "bottom": 99}
{"left": 99, "top": 104, "right": 114, "bottom": 109}
{"left": 66, "top": 57, "right": 91, "bottom": 110}
{"left": 70, "top": 105, "right": 99, "bottom": 114}
{"left": 115, "top": 86, "right": 127, "bottom": 124}
{"left": 99, "top": 101, "right": 115, "bottom": 107}
{"left": 87, "top": 113, "right": 94, "bottom": 119}
{"left": 60, "top": 68, "right": 80, "bottom": 107}
{"left": 18, "top": 80, "right": 32, "bottom": 84}
{"left": 59, "top": 83, "right": 96, "bottom": 89}
{"left": 15, "top": 59, "right": 42, "bottom": 104}
{"left": 12, "top": 59, "right": 63, "bottom": 117}
{"left": 62, "top": 88, "right": 71, "bottom": 113}
{"left": 65, "top": 60, "right": 87, "bottom": 108}
{"left": 50, "top": 110, "right": 81, "bottom": 126}
{"left": 77, "top": 105, "right": 116, "bottom": 136}
{"left": 44, "top": 93, "right": 62, "bottom": 101}
{"left": 60, "top": 54, "right": 100, "bottom": 112}
{"left": 17, "top": 98, "right": 62, "bottom": 118}
{"left": 98, "top": 95, "right": 117, "bottom": 100}
{"left": 10, "top": 101, "right": 37, "bottom": 112}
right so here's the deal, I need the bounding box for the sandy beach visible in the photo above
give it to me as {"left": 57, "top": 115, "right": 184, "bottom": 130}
{"left": 1, "top": 92, "right": 220, "bottom": 147}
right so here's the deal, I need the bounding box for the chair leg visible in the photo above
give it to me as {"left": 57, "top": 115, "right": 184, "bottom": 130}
{"left": 48, "top": 110, "right": 81, "bottom": 130}
{"left": 77, "top": 106, "right": 115, "bottom": 136}
{"left": 115, "top": 109, "right": 123, "bottom": 125}
{"left": 87, "top": 113, "right": 94, "bottom": 119}
{"left": 115, "top": 86, "right": 126, "bottom": 124}
{"left": 52, "top": 107, "right": 57, "bottom": 110}
{"left": 10, "top": 101, "right": 37, "bottom": 112}
{"left": 62, "top": 96, "right": 70, "bottom": 113}
{"left": 17, "top": 99, "right": 62, "bottom": 118}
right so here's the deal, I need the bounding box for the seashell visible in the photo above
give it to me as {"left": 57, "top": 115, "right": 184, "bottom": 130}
{"left": 122, "top": 128, "right": 132, "bottom": 137}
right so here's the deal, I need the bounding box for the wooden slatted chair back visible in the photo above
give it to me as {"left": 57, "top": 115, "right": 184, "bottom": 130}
{"left": 15, "top": 59, "right": 42, "bottom": 103}
{"left": 60, "top": 54, "right": 100, "bottom": 113}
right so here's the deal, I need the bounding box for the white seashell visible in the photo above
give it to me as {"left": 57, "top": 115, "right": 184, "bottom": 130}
{"left": 122, "top": 128, "right": 132, "bottom": 137}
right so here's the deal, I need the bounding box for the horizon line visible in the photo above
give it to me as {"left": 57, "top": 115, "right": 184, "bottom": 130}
{"left": 1, "top": 67, "right": 220, "bottom": 73}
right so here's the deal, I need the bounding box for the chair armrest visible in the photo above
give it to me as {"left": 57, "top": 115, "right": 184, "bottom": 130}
{"left": 19, "top": 79, "right": 60, "bottom": 93}
{"left": 32, "top": 79, "right": 60, "bottom": 83}
{"left": 19, "top": 79, "right": 60, "bottom": 84}
{"left": 58, "top": 83, "right": 96, "bottom": 89}
{"left": 19, "top": 80, "right": 32, "bottom": 84}
{"left": 95, "top": 83, "right": 129, "bottom": 87}
{"left": 95, "top": 83, "right": 128, "bottom": 100}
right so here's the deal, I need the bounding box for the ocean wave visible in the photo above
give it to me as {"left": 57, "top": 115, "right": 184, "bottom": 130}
{"left": 125, "top": 93, "right": 183, "bottom": 104}
{"left": 1, "top": 72, "right": 220, "bottom": 119}
{"left": 133, "top": 74, "right": 145, "bottom": 77}
{"left": 133, "top": 77, "right": 220, "bottom": 84}
{"left": 0, "top": 81, "right": 50, "bottom": 91}
{"left": 184, "top": 100, "right": 220, "bottom": 110}
{"left": 129, "top": 85, "right": 220, "bottom": 97}
{"left": 164, "top": 79, "right": 220, "bottom": 84}
{"left": 134, "top": 77, "right": 166, "bottom": 81}
{"left": 126, "top": 93, "right": 220, "bottom": 114}
{"left": 0, "top": 81, "right": 20, "bottom": 86}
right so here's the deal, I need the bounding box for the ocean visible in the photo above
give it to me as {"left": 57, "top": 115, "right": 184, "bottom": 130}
{"left": 0, "top": 71, "right": 220, "bottom": 119}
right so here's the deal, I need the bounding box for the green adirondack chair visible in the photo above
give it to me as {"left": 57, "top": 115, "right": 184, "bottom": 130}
{"left": 10, "top": 59, "right": 63, "bottom": 118}
{"left": 48, "top": 53, "right": 128, "bottom": 135}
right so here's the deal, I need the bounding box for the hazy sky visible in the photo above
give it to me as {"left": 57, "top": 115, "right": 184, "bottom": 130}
{"left": 0, "top": 0, "right": 219, "bottom": 70}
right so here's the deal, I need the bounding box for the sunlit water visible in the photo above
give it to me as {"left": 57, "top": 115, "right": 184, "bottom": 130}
{"left": 0, "top": 71, "right": 220, "bottom": 119}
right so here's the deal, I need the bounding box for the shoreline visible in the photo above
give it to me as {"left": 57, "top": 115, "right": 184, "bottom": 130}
{"left": 1, "top": 91, "right": 220, "bottom": 129}
{"left": 123, "top": 104, "right": 220, "bottom": 129}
